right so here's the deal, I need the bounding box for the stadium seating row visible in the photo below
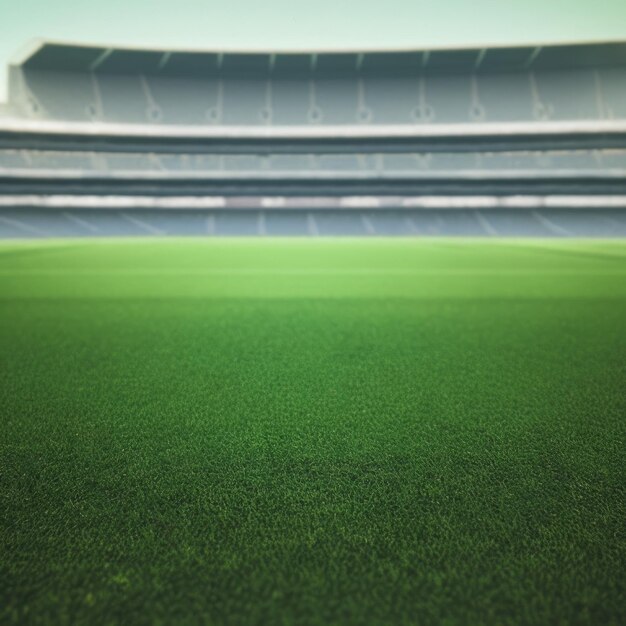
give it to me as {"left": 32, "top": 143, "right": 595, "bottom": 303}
{"left": 0, "top": 41, "right": 624, "bottom": 237}
{"left": 1, "top": 208, "right": 625, "bottom": 238}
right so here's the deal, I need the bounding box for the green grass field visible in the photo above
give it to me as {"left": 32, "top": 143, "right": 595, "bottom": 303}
{"left": 1, "top": 238, "right": 625, "bottom": 625}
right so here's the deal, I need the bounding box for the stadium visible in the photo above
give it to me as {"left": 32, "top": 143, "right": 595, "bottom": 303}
{"left": 1, "top": 13, "right": 625, "bottom": 626}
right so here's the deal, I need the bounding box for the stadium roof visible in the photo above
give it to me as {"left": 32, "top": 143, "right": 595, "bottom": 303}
{"left": 10, "top": 39, "right": 626, "bottom": 76}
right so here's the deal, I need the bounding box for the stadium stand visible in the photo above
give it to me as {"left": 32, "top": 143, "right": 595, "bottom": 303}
{"left": 0, "top": 40, "right": 625, "bottom": 237}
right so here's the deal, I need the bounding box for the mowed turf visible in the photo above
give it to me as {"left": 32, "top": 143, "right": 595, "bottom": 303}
{"left": 1, "top": 238, "right": 625, "bottom": 626}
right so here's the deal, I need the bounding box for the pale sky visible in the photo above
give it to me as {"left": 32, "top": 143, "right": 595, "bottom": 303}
{"left": 1, "top": 0, "right": 625, "bottom": 102}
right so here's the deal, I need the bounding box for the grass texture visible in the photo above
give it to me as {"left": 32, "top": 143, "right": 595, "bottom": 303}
{"left": 1, "top": 238, "right": 625, "bottom": 625}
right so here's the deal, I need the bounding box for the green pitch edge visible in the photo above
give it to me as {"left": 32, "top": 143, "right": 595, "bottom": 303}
{"left": 0, "top": 237, "right": 625, "bottom": 300}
